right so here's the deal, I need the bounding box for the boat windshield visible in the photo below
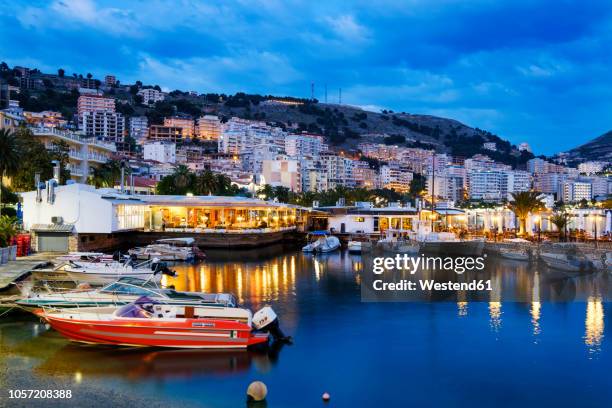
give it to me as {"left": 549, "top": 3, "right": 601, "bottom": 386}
{"left": 115, "top": 303, "right": 152, "bottom": 318}
{"left": 100, "top": 282, "right": 157, "bottom": 296}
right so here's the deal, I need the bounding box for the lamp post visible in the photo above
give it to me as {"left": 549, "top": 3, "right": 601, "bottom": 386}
{"left": 534, "top": 215, "right": 541, "bottom": 243}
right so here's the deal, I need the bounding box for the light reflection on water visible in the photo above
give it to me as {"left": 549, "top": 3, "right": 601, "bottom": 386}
{"left": 0, "top": 248, "right": 610, "bottom": 407}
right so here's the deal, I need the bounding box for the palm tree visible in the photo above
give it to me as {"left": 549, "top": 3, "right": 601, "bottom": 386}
{"left": 0, "top": 129, "right": 20, "bottom": 215}
{"left": 550, "top": 212, "right": 571, "bottom": 242}
{"left": 0, "top": 215, "right": 18, "bottom": 247}
{"left": 196, "top": 170, "right": 218, "bottom": 195}
{"left": 508, "top": 191, "right": 545, "bottom": 235}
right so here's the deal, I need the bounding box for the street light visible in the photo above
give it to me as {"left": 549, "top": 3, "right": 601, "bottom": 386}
{"left": 534, "top": 214, "right": 541, "bottom": 243}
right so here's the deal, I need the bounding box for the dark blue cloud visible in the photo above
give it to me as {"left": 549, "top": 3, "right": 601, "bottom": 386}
{"left": 1, "top": 0, "right": 611, "bottom": 155}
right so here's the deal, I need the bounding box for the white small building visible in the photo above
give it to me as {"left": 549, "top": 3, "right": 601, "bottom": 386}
{"left": 144, "top": 141, "right": 176, "bottom": 164}
{"left": 322, "top": 202, "right": 419, "bottom": 235}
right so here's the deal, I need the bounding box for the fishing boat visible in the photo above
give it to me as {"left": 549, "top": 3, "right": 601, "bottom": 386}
{"left": 347, "top": 233, "right": 373, "bottom": 253}
{"left": 129, "top": 238, "right": 205, "bottom": 262}
{"left": 302, "top": 231, "right": 340, "bottom": 253}
{"left": 418, "top": 232, "right": 485, "bottom": 256}
{"left": 37, "top": 296, "right": 288, "bottom": 349}
{"left": 16, "top": 277, "right": 235, "bottom": 311}
{"left": 539, "top": 252, "right": 592, "bottom": 272}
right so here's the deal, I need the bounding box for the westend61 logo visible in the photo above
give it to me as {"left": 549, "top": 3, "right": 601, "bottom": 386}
{"left": 362, "top": 254, "right": 495, "bottom": 302}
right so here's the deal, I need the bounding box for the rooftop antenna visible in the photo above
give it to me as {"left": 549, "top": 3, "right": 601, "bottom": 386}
{"left": 338, "top": 88, "right": 342, "bottom": 105}
{"left": 310, "top": 82, "right": 315, "bottom": 101}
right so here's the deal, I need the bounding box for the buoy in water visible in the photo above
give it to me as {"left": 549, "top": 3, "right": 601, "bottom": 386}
{"left": 247, "top": 381, "right": 268, "bottom": 402}
{"left": 322, "top": 392, "right": 330, "bottom": 402}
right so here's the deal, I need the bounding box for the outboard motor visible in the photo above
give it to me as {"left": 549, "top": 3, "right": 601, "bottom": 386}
{"left": 252, "top": 306, "right": 292, "bottom": 344}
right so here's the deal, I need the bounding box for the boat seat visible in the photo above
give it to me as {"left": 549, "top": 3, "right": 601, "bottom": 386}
{"left": 152, "top": 304, "right": 176, "bottom": 319}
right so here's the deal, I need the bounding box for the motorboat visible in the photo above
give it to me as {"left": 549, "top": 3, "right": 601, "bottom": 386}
{"left": 16, "top": 277, "right": 236, "bottom": 311}
{"left": 347, "top": 233, "right": 373, "bottom": 253}
{"left": 376, "top": 231, "right": 420, "bottom": 255}
{"left": 302, "top": 231, "right": 340, "bottom": 253}
{"left": 37, "top": 296, "right": 289, "bottom": 349}
{"left": 129, "top": 238, "right": 205, "bottom": 262}
{"left": 418, "top": 232, "right": 485, "bottom": 256}
{"left": 56, "top": 252, "right": 114, "bottom": 262}
{"left": 539, "top": 252, "right": 592, "bottom": 272}
{"left": 498, "top": 247, "right": 531, "bottom": 261}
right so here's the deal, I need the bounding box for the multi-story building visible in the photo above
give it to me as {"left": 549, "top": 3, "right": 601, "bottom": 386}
{"left": 129, "top": 116, "right": 148, "bottom": 145}
{"left": 164, "top": 117, "right": 195, "bottom": 138}
{"left": 195, "top": 115, "right": 222, "bottom": 140}
{"left": 578, "top": 161, "right": 607, "bottom": 175}
{"left": 143, "top": 141, "right": 176, "bottom": 164}
{"left": 285, "top": 133, "right": 327, "bottom": 157}
{"left": 242, "top": 144, "right": 283, "bottom": 175}
{"left": 300, "top": 157, "right": 328, "bottom": 192}
{"left": 503, "top": 170, "right": 531, "bottom": 197}
{"left": 218, "top": 117, "right": 286, "bottom": 155}
{"left": 585, "top": 176, "right": 610, "bottom": 199}
{"left": 30, "top": 127, "right": 116, "bottom": 183}
{"left": 80, "top": 111, "right": 125, "bottom": 143}
{"left": 148, "top": 125, "right": 184, "bottom": 144}
{"left": 104, "top": 75, "right": 117, "bottom": 87}
{"left": 398, "top": 148, "right": 434, "bottom": 174}
{"left": 137, "top": 88, "right": 166, "bottom": 105}
{"left": 352, "top": 161, "right": 380, "bottom": 189}
{"left": 381, "top": 162, "right": 413, "bottom": 193}
{"left": 526, "top": 158, "right": 567, "bottom": 174}
{"left": 518, "top": 142, "right": 532, "bottom": 152}
{"left": 321, "top": 153, "right": 355, "bottom": 188}
{"left": 562, "top": 181, "right": 592, "bottom": 202}
{"left": 77, "top": 94, "right": 115, "bottom": 117}
{"left": 261, "top": 157, "right": 302, "bottom": 192}
{"left": 533, "top": 172, "right": 568, "bottom": 197}
{"left": 468, "top": 171, "right": 504, "bottom": 201}
{"left": 23, "top": 111, "right": 67, "bottom": 128}
{"left": 483, "top": 142, "right": 497, "bottom": 151}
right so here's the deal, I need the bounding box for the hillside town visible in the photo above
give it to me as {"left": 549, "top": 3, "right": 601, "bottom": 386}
{"left": 0, "top": 64, "right": 611, "bottom": 252}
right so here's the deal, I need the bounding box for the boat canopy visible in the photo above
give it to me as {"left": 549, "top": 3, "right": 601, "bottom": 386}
{"left": 309, "top": 231, "right": 330, "bottom": 236}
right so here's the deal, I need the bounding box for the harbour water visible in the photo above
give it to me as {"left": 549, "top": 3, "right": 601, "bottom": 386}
{"left": 1, "top": 246, "right": 611, "bottom": 407}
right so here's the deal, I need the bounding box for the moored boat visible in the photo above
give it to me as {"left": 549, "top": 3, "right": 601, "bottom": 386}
{"left": 37, "top": 297, "right": 288, "bottom": 349}
{"left": 302, "top": 231, "right": 340, "bottom": 253}
{"left": 498, "top": 247, "right": 530, "bottom": 261}
{"left": 539, "top": 252, "right": 592, "bottom": 272}
{"left": 376, "top": 231, "right": 420, "bottom": 254}
{"left": 17, "top": 277, "right": 235, "bottom": 311}
{"left": 129, "top": 238, "right": 205, "bottom": 262}
{"left": 347, "top": 233, "right": 373, "bottom": 253}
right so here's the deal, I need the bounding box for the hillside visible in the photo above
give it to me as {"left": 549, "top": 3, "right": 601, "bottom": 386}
{"left": 565, "top": 131, "right": 612, "bottom": 164}
{"left": 1, "top": 64, "right": 534, "bottom": 167}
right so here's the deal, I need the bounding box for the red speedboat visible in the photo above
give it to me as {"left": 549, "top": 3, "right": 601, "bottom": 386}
{"left": 37, "top": 297, "right": 285, "bottom": 349}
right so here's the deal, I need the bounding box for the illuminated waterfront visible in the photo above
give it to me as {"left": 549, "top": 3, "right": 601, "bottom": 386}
{"left": 0, "top": 248, "right": 611, "bottom": 407}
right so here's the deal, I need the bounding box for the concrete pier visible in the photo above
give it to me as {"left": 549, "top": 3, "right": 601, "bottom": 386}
{"left": 0, "top": 253, "right": 57, "bottom": 291}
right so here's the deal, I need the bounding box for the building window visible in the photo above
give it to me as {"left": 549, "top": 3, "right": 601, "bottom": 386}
{"left": 373, "top": 217, "right": 379, "bottom": 232}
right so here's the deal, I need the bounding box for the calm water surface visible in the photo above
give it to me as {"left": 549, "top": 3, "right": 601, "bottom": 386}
{"left": 0, "top": 246, "right": 611, "bottom": 408}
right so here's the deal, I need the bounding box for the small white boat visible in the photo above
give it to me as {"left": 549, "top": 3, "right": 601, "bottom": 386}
{"left": 376, "top": 231, "right": 420, "bottom": 254}
{"left": 61, "top": 258, "right": 175, "bottom": 284}
{"left": 347, "top": 233, "right": 373, "bottom": 253}
{"left": 498, "top": 247, "right": 530, "bottom": 261}
{"left": 56, "top": 252, "right": 114, "bottom": 262}
{"left": 302, "top": 231, "right": 341, "bottom": 253}
{"left": 418, "top": 232, "right": 484, "bottom": 256}
{"left": 129, "top": 238, "right": 205, "bottom": 262}
{"left": 539, "top": 252, "right": 591, "bottom": 272}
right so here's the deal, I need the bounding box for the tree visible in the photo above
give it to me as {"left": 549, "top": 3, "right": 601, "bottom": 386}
{"left": 0, "top": 215, "right": 18, "bottom": 247}
{"left": 550, "top": 212, "right": 571, "bottom": 242}
{"left": 87, "top": 160, "right": 124, "bottom": 188}
{"left": 87, "top": 73, "right": 92, "bottom": 79}
{"left": 508, "top": 191, "right": 545, "bottom": 235}
{"left": 10, "top": 128, "right": 55, "bottom": 191}
{"left": 58, "top": 68, "right": 65, "bottom": 77}
{"left": 0, "top": 129, "right": 20, "bottom": 215}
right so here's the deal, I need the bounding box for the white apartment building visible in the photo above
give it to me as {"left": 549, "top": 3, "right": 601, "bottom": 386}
{"left": 80, "top": 111, "right": 125, "bottom": 142}
{"left": 321, "top": 154, "right": 355, "bottom": 188}
{"left": 352, "top": 161, "right": 380, "bottom": 189}
{"left": 380, "top": 162, "right": 413, "bottom": 192}
{"left": 562, "top": 181, "right": 592, "bottom": 202}
{"left": 300, "top": 157, "right": 328, "bottom": 192}
{"left": 241, "top": 144, "right": 283, "bottom": 175}
{"left": 261, "top": 157, "right": 302, "bottom": 192}
{"left": 143, "top": 141, "right": 176, "bottom": 164}
{"left": 533, "top": 172, "right": 568, "bottom": 197}
{"left": 465, "top": 155, "right": 511, "bottom": 173}
{"left": 578, "top": 161, "right": 607, "bottom": 175}
{"left": 483, "top": 142, "right": 497, "bottom": 151}
{"left": 427, "top": 164, "right": 466, "bottom": 202}
{"left": 503, "top": 170, "right": 531, "bottom": 198}
{"left": 138, "top": 88, "right": 166, "bottom": 105}
{"left": 196, "top": 115, "right": 222, "bottom": 140}
{"left": 77, "top": 95, "right": 115, "bottom": 117}
{"left": 129, "top": 116, "right": 148, "bottom": 145}
{"left": 285, "top": 133, "right": 327, "bottom": 157}
{"left": 218, "top": 118, "right": 286, "bottom": 155}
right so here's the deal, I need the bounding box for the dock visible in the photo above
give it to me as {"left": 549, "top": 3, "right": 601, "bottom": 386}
{"left": 0, "top": 253, "right": 58, "bottom": 291}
